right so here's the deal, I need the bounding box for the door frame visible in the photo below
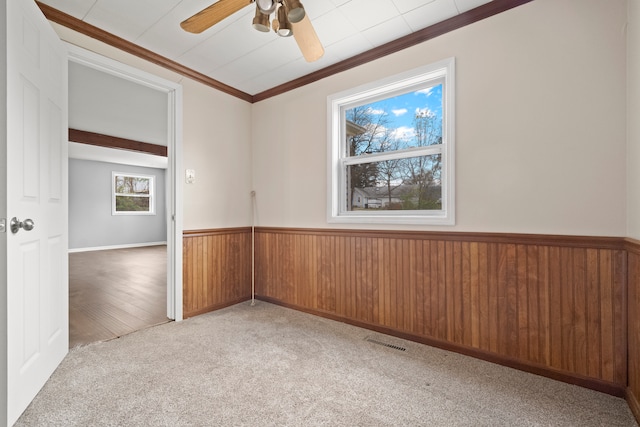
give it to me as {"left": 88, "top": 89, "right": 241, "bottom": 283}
{"left": 67, "top": 44, "right": 183, "bottom": 321}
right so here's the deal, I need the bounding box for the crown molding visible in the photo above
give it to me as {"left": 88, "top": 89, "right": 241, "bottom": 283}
{"left": 37, "top": 0, "right": 534, "bottom": 104}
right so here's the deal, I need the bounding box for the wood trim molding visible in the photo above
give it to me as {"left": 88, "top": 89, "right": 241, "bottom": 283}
{"left": 183, "top": 227, "right": 252, "bottom": 237}
{"left": 69, "top": 128, "right": 168, "bottom": 157}
{"left": 35, "top": 1, "right": 253, "bottom": 103}
{"left": 184, "top": 297, "right": 251, "bottom": 319}
{"left": 628, "top": 247, "right": 640, "bottom": 424}
{"left": 255, "top": 227, "right": 625, "bottom": 250}
{"left": 625, "top": 238, "right": 640, "bottom": 255}
{"left": 629, "top": 388, "right": 640, "bottom": 425}
{"left": 37, "top": 0, "right": 533, "bottom": 104}
{"left": 257, "top": 296, "right": 626, "bottom": 397}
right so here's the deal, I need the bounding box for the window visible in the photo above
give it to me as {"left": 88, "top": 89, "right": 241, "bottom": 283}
{"left": 327, "top": 58, "right": 455, "bottom": 225}
{"left": 112, "top": 172, "right": 155, "bottom": 215}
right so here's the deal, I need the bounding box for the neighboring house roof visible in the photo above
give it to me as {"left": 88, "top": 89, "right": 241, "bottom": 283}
{"left": 346, "top": 120, "right": 366, "bottom": 137}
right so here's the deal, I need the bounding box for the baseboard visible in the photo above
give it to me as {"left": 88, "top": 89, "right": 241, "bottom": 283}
{"left": 69, "top": 241, "right": 167, "bottom": 253}
{"left": 184, "top": 296, "right": 251, "bottom": 319}
{"left": 257, "top": 295, "right": 627, "bottom": 398}
{"left": 628, "top": 388, "right": 640, "bottom": 424}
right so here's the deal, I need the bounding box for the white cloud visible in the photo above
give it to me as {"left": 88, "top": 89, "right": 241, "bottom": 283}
{"left": 415, "top": 107, "right": 435, "bottom": 118}
{"left": 416, "top": 87, "right": 434, "bottom": 96}
{"left": 366, "top": 107, "right": 386, "bottom": 115}
{"left": 391, "top": 126, "right": 415, "bottom": 141}
{"left": 392, "top": 108, "right": 408, "bottom": 117}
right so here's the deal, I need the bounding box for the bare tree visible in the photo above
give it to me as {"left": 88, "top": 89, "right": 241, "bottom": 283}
{"left": 345, "top": 105, "right": 395, "bottom": 209}
{"left": 376, "top": 137, "right": 403, "bottom": 209}
{"left": 402, "top": 110, "right": 442, "bottom": 209}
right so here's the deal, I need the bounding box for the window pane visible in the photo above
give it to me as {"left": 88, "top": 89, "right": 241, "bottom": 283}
{"left": 116, "top": 195, "right": 150, "bottom": 212}
{"left": 346, "top": 154, "right": 442, "bottom": 211}
{"left": 345, "top": 84, "right": 442, "bottom": 157}
{"left": 115, "top": 176, "right": 150, "bottom": 195}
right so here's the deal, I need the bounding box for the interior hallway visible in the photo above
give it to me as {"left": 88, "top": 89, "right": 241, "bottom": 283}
{"left": 69, "top": 245, "right": 169, "bottom": 348}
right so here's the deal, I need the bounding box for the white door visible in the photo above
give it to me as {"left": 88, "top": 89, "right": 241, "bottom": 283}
{"left": 3, "top": 0, "right": 68, "bottom": 425}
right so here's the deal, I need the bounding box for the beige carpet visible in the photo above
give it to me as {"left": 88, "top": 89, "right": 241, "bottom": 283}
{"left": 16, "top": 302, "right": 638, "bottom": 426}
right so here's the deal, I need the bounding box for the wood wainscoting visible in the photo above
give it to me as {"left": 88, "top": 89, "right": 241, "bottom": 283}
{"left": 627, "top": 239, "right": 640, "bottom": 419}
{"left": 254, "top": 228, "right": 628, "bottom": 396}
{"left": 182, "top": 228, "right": 252, "bottom": 318}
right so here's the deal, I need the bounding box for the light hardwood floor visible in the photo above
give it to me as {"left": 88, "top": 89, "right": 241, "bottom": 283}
{"left": 69, "top": 245, "right": 169, "bottom": 348}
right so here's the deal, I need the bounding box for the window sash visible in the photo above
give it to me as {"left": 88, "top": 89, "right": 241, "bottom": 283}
{"left": 341, "top": 156, "right": 443, "bottom": 214}
{"left": 341, "top": 144, "right": 443, "bottom": 166}
{"left": 114, "top": 193, "right": 151, "bottom": 198}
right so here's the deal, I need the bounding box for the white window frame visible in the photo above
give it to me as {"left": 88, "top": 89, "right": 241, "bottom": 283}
{"left": 112, "top": 172, "right": 156, "bottom": 215}
{"left": 327, "top": 58, "right": 455, "bottom": 225}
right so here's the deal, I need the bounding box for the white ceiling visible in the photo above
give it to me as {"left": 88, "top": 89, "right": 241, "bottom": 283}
{"left": 39, "top": 0, "right": 492, "bottom": 96}
{"left": 69, "top": 61, "right": 169, "bottom": 145}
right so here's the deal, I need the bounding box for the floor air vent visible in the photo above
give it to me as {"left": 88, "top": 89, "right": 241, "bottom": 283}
{"left": 365, "top": 337, "right": 406, "bottom": 352}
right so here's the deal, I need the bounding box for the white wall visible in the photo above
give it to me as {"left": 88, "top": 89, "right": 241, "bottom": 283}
{"left": 181, "top": 77, "right": 252, "bottom": 229}
{"left": 629, "top": 0, "right": 640, "bottom": 240}
{"left": 51, "top": 23, "right": 253, "bottom": 231}
{"left": 252, "top": 0, "right": 628, "bottom": 236}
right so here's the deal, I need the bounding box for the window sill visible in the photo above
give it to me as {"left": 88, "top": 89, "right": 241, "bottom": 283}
{"left": 328, "top": 213, "right": 454, "bottom": 226}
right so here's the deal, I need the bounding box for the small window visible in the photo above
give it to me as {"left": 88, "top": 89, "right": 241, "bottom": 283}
{"left": 112, "top": 172, "right": 155, "bottom": 215}
{"left": 327, "top": 58, "right": 455, "bottom": 225}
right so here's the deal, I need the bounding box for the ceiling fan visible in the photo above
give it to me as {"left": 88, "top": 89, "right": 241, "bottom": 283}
{"left": 181, "top": 0, "right": 324, "bottom": 62}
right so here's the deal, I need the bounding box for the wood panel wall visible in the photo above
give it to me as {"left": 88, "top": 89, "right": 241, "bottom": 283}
{"left": 627, "top": 239, "right": 640, "bottom": 419}
{"left": 254, "top": 228, "right": 628, "bottom": 395}
{"left": 182, "top": 228, "right": 252, "bottom": 318}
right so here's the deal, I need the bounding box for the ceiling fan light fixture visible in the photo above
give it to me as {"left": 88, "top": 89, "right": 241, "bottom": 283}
{"left": 252, "top": 6, "right": 271, "bottom": 32}
{"left": 286, "top": 0, "right": 305, "bottom": 23}
{"left": 276, "top": 5, "right": 293, "bottom": 37}
{"left": 256, "top": 0, "right": 277, "bottom": 15}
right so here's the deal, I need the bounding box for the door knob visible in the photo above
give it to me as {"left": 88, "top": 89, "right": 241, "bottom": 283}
{"left": 10, "top": 217, "right": 35, "bottom": 234}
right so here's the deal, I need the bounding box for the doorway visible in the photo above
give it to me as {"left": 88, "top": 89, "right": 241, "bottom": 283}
{"left": 66, "top": 45, "right": 183, "bottom": 346}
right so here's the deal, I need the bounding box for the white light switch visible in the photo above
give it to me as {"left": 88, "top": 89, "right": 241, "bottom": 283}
{"left": 185, "top": 169, "right": 196, "bottom": 184}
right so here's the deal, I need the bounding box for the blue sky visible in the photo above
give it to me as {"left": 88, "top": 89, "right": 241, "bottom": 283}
{"left": 359, "top": 83, "right": 443, "bottom": 144}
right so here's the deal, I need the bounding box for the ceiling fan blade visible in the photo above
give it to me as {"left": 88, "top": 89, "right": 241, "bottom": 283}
{"left": 181, "top": 0, "right": 253, "bottom": 34}
{"left": 292, "top": 14, "right": 324, "bottom": 62}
